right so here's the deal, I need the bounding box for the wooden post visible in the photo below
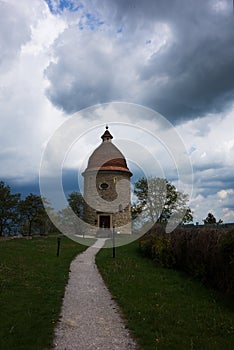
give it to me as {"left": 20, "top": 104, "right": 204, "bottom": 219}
{"left": 57, "top": 237, "right": 61, "bottom": 257}
{"left": 112, "top": 226, "right": 116, "bottom": 258}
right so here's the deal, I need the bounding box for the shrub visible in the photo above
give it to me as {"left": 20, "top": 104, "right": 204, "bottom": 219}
{"left": 139, "top": 224, "right": 175, "bottom": 268}
{"left": 220, "top": 232, "right": 234, "bottom": 294}
{"left": 139, "top": 224, "right": 234, "bottom": 297}
{"left": 151, "top": 235, "right": 175, "bottom": 268}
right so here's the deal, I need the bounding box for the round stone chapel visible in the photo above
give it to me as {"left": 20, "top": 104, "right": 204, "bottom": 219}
{"left": 82, "top": 126, "right": 132, "bottom": 236}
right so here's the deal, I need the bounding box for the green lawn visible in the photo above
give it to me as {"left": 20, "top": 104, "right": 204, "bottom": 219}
{"left": 96, "top": 240, "right": 234, "bottom": 350}
{"left": 0, "top": 236, "right": 94, "bottom": 350}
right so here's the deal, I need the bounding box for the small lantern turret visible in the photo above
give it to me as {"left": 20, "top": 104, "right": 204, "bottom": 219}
{"left": 101, "top": 125, "right": 113, "bottom": 143}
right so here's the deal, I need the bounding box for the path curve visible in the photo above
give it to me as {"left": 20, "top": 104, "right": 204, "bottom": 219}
{"left": 53, "top": 239, "right": 137, "bottom": 350}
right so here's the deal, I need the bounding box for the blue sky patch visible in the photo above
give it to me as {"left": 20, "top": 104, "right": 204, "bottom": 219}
{"left": 44, "top": 1, "right": 105, "bottom": 31}
{"left": 84, "top": 12, "right": 104, "bottom": 30}
{"left": 77, "top": 12, "right": 105, "bottom": 31}
{"left": 45, "top": 0, "right": 83, "bottom": 15}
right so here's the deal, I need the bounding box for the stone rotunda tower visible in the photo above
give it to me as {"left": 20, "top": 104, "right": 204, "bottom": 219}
{"left": 82, "top": 126, "right": 132, "bottom": 236}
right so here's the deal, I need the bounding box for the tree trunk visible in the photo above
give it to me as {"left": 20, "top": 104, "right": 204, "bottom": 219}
{"left": 28, "top": 220, "right": 32, "bottom": 236}
{"left": 0, "top": 222, "right": 3, "bottom": 236}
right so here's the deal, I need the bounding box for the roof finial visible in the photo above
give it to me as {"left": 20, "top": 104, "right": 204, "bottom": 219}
{"left": 101, "top": 125, "right": 113, "bottom": 142}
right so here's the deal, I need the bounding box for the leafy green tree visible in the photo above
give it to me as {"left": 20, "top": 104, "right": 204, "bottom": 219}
{"left": 203, "top": 212, "right": 216, "bottom": 224}
{"left": 0, "top": 181, "right": 20, "bottom": 236}
{"left": 57, "top": 207, "right": 77, "bottom": 234}
{"left": 203, "top": 212, "right": 223, "bottom": 225}
{"left": 57, "top": 192, "right": 85, "bottom": 234}
{"left": 67, "top": 192, "right": 84, "bottom": 218}
{"left": 133, "top": 177, "right": 193, "bottom": 225}
{"left": 19, "top": 193, "right": 48, "bottom": 235}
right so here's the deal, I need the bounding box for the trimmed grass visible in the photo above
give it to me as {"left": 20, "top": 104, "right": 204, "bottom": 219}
{"left": 96, "top": 240, "right": 234, "bottom": 350}
{"left": 0, "top": 236, "right": 95, "bottom": 350}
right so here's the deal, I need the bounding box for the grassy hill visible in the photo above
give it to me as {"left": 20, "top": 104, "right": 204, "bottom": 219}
{"left": 0, "top": 236, "right": 92, "bottom": 350}
{"left": 96, "top": 240, "right": 234, "bottom": 350}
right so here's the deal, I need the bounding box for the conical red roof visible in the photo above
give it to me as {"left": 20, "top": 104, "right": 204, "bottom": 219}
{"left": 83, "top": 127, "right": 132, "bottom": 175}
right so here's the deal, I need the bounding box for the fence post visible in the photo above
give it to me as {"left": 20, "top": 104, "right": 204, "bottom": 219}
{"left": 57, "top": 237, "right": 61, "bottom": 257}
{"left": 112, "top": 226, "right": 116, "bottom": 258}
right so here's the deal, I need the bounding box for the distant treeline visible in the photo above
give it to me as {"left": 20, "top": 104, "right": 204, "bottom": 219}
{"left": 0, "top": 181, "right": 56, "bottom": 236}
{"left": 0, "top": 180, "right": 85, "bottom": 236}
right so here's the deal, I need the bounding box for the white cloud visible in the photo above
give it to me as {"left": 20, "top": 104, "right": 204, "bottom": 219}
{"left": 217, "top": 190, "right": 228, "bottom": 199}
{"left": 211, "top": 0, "right": 230, "bottom": 14}
{"left": 0, "top": 1, "right": 29, "bottom": 70}
{"left": 176, "top": 108, "right": 234, "bottom": 222}
{"left": 177, "top": 108, "right": 234, "bottom": 170}
{"left": 222, "top": 208, "right": 234, "bottom": 222}
{"left": 0, "top": 0, "right": 66, "bottom": 179}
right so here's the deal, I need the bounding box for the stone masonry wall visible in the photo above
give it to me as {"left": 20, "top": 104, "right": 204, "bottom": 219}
{"left": 83, "top": 170, "right": 131, "bottom": 234}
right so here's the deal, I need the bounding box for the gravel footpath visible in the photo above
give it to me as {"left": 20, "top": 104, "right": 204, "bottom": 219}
{"left": 53, "top": 239, "right": 137, "bottom": 350}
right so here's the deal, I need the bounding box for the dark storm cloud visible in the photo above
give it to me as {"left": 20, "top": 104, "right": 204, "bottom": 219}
{"left": 45, "top": 0, "right": 234, "bottom": 123}
{"left": 105, "top": 0, "right": 234, "bottom": 120}
{"left": 193, "top": 162, "right": 224, "bottom": 172}
{"left": 2, "top": 177, "right": 40, "bottom": 198}
{"left": 142, "top": 25, "right": 234, "bottom": 119}
{"left": 194, "top": 169, "right": 234, "bottom": 197}
{"left": 62, "top": 168, "right": 83, "bottom": 194}
{"left": 225, "top": 204, "right": 234, "bottom": 210}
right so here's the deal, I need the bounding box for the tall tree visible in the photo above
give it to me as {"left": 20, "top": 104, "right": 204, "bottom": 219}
{"left": 19, "top": 193, "right": 48, "bottom": 235}
{"left": 67, "top": 192, "right": 84, "bottom": 218}
{"left": 203, "top": 212, "right": 223, "bottom": 225}
{"left": 57, "top": 192, "right": 85, "bottom": 234}
{"left": 133, "top": 177, "right": 193, "bottom": 225}
{"left": 0, "top": 181, "right": 20, "bottom": 236}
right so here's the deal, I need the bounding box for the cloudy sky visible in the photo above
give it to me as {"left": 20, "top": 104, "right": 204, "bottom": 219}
{"left": 0, "top": 0, "right": 234, "bottom": 224}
